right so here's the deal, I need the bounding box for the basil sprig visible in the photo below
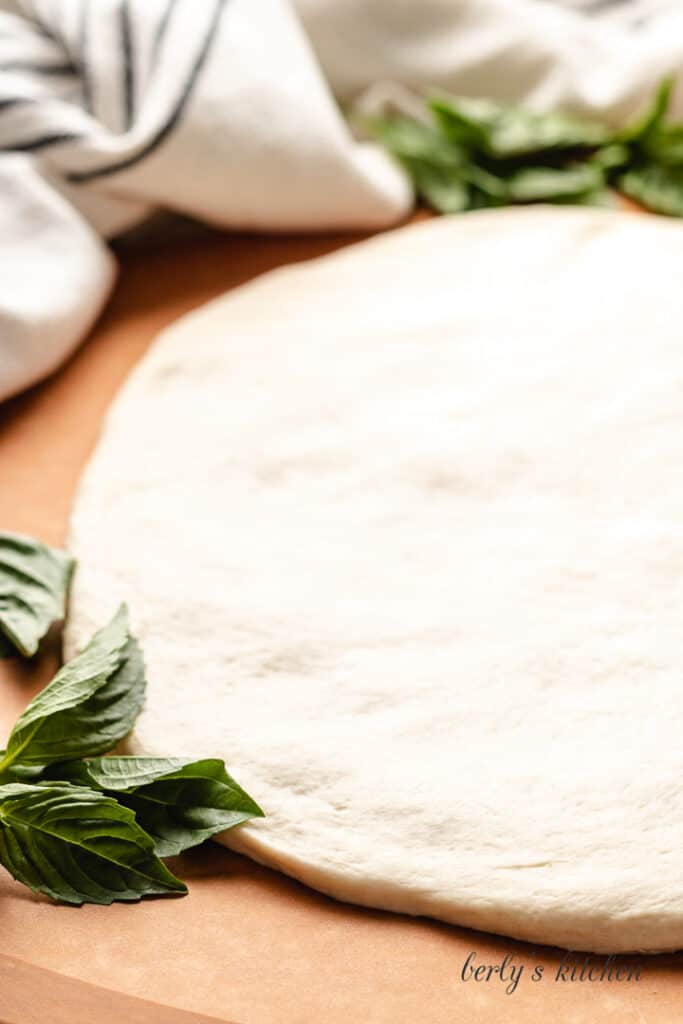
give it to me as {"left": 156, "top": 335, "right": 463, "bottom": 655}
{"left": 371, "top": 75, "right": 683, "bottom": 216}
{"left": 0, "top": 534, "right": 264, "bottom": 905}
{"left": 0, "top": 532, "right": 74, "bottom": 657}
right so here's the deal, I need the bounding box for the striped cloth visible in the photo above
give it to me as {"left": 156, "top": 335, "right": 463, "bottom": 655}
{"left": 1, "top": 0, "right": 683, "bottom": 401}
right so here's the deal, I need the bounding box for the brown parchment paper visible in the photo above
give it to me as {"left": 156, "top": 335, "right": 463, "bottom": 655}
{"left": 0, "top": 217, "right": 681, "bottom": 1024}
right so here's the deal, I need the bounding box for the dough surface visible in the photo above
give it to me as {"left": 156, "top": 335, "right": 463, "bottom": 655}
{"left": 67, "top": 208, "right": 683, "bottom": 953}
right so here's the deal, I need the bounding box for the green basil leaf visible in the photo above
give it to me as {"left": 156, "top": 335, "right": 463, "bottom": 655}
{"left": 617, "top": 164, "right": 683, "bottom": 217}
{"left": 408, "top": 161, "right": 471, "bottom": 213}
{"left": 0, "top": 532, "right": 74, "bottom": 658}
{"left": 373, "top": 116, "right": 510, "bottom": 213}
{"left": 591, "top": 143, "right": 631, "bottom": 172}
{"left": 430, "top": 95, "right": 609, "bottom": 159}
{"left": 456, "top": 162, "right": 508, "bottom": 200}
{"left": 371, "top": 116, "right": 466, "bottom": 167}
{"left": 507, "top": 164, "right": 605, "bottom": 202}
{"left": 429, "top": 95, "right": 499, "bottom": 150}
{"left": 0, "top": 781, "right": 186, "bottom": 904}
{"left": 57, "top": 756, "right": 264, "bottom": 857}
{"left": 0, "top": 605, "right": 145, "bottom": 774}
{"left": 617, "top": 75, "right": 675, "bottom": 144}
{"left": 643, "top": 125, "right": 683, "bottom": 167}
{"left": 371, "top": 117, "right": 474, "bottom": 211}
{"left": 571, "top": 188, "right": 619, "bottom": 209}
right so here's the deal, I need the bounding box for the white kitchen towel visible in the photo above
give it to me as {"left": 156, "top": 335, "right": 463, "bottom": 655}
{"left": 1, "top": 0, "right": 683, "bottom": 402}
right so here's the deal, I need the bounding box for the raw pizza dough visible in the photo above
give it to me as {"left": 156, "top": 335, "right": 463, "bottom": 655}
{"left": 66, "top": 207, "right": 683, "bottom": 953}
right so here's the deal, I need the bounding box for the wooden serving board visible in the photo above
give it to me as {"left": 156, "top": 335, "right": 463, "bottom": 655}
{"left": 0, "top": 215, "right": 681, "bottom": 1024}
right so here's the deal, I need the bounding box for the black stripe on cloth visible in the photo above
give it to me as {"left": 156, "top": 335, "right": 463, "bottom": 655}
{"left": 150, "top": 0, "right": 179, "bottom": 69}
{"left": 0, "top": 61, "right": 75, "bottom": 76}
{"left": 120, "top": 0, "right": 135, "bottom": 129}
{"left": 1, "top": 131, "right": 81, "bottom": 152}
{"left": 21, "top": 9, "right": 62, "bottom": 45}
{"left": 0, "top": 87, "right": 84, "bottom": 116}
{"left": 67, "top": 0, "right": 227, "bottom": 184}
{"left": 0, "top": 96, "right": 33, "bottom": 111}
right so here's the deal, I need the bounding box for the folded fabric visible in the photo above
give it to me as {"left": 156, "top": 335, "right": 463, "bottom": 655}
{"left": 1, "top": 0, "right": 683, "bottom": 402}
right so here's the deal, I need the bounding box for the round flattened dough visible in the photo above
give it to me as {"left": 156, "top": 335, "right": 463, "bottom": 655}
{"left": 67, "top": 207, "right": 683, "bottom": 953}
